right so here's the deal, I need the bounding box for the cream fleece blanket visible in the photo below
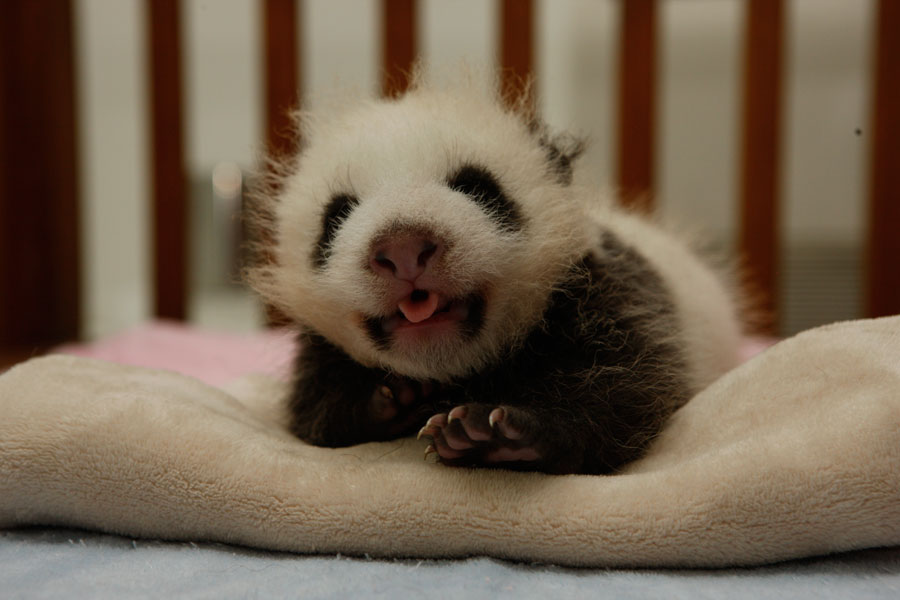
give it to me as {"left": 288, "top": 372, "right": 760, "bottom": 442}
{"left": 1, "top": 317, "right": 899, "bottom": 568}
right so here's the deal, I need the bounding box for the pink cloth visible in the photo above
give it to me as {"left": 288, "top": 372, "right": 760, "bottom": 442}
{"left": 739, "top": 336, "right": 778, "bottom": 362}
{"left": 55, "top": 320, "right": 776, "bottom": 388}
{"left": 55, "top": 321, "right": 296, "bottom": 387}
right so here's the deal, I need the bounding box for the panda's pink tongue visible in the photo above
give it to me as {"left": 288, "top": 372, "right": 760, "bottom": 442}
{"left": 398, "top": 292, "right": 441, "bottom": 323}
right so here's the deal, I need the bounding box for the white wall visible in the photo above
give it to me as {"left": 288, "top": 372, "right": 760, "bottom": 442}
{"left": 76, "top": 0, "right": 150, "bottom": 339}
{"left": 303, "top": 0, "right": 379, "bottom": 107}
{"left": 185, "top": 0, "right": 262, "bottom": 175}
{"left": 784, "top": 0, "right": 873, "bottom": 244}
{"left": 538, "top": 0, "right": 619, "bottom": 189}
{"left": 74, "top": 0, "right": 877, "bottom": 338}
{"left": 658, "top": 0, "right": 742, "bottom": 239}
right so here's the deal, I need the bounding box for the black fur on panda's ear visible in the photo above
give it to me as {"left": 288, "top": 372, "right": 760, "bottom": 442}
{"left": 527, "top": 120, "right": 586, "bottom": 186}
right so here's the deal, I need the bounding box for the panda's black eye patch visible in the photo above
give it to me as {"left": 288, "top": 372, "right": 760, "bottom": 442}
{"left": 447, "top": 165, "right": 522, "bottom": 231}
{"left": 313, "top": 193, "right": 359, "bottom": 268}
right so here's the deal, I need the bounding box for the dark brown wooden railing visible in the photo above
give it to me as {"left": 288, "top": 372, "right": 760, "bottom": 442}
{"left": 382, "top": 0, "right": 417, "bottom": 97}
{"left": 264, "top": 0, "right": 300, "bottom": 160}
{"left": 147, "top": 0, "right": 188, "bottom": 320}
{"left": 500, "top": 0, "right": 534, "bottom": 108}
{"left": 866, "top": 0, "right": 900, "bottom": 319}
{"left": 0, "top": 0, "right": 81, "bottom": 353}
{"left": 738, "top": 0, "right": 784, "bottom": 334}
{"left": 616, "top": 0, "right": 657, "bottom": 213}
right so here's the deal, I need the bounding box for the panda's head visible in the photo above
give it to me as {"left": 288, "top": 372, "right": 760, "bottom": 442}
{"left": 250, "top": 82, "right": 588, "bottom": 381}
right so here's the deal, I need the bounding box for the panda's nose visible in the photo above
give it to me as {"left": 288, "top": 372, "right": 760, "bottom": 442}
{"left": 370, "top": 234, "right": 442, "bottom": 282}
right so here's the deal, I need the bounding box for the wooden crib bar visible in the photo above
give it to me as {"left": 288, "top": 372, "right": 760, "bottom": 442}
{"left": 739, "top": 0, "right": 784, "bottom": 334}
{"left": 382, "top": 0, "right": 417, "bottom": 97}
{"left": 0, "top": 0, "right": 80, "bottom": 351}
{"left": 147, "top": 0, "right": 188, "bottom": 321}
{"left": 264, "top": 0, "right": 300, "bottom": 160}
{"left": 866, "top": 0, "right": 900, "bottom": 319}
{"left": 500, "top": 0, "right": 534, "bottom": 106}
{"left": 616, "top": 0, "right": 657, "bottom": 213}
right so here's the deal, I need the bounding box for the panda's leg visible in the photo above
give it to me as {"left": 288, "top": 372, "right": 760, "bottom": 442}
{"left": 290, "top": 332, "right": 438, "bottom": 445}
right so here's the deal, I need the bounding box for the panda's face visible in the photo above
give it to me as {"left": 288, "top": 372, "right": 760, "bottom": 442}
{"left": 259, "top": 88, "right": 588, "bottom": 380}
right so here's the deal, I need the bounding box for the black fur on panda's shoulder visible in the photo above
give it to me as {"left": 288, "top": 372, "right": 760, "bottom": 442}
{"left": 444, "top": 230, "right": 689, "bottom": 473}
{"left": 288, "top": 230, "right": 689, "bottom": 474}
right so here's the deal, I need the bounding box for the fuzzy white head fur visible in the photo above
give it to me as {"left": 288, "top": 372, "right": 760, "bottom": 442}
{"left": 250, "top": 79, "right": 594, "bottom": 380}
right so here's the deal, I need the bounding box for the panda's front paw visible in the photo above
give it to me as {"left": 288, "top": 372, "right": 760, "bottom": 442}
{"left": 418, "top": 404, "right": 551, "bottom": 468}
{"left": 368, "top": 375, "right": 434, "bottom": 437}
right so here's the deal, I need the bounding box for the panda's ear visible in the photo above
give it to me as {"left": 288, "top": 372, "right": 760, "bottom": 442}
{"left": 528, "top": 121, "right": 586, "bottom": 186}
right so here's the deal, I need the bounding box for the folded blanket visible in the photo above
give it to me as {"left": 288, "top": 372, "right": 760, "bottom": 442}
{"left": 1, "top": 317, "right": 898, "bottom": 568}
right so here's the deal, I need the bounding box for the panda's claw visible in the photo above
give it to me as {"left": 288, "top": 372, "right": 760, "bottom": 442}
{"left": 447, "top": 405, "right": 467, "bottom": 424}
{"left": 423, "top": 444, "right": 437, "bottom": 460}
{"left": 488, "top": 407, "right": 504, "bottom": 429}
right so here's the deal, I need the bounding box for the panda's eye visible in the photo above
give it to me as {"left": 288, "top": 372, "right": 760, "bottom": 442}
{"left": 447, "top": 164, "right": 522, "bottom": 231}
{"left": 313, "top": 193, "right": 359, "bottom": 268}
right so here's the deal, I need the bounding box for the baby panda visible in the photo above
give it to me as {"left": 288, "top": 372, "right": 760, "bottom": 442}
{"left": 248, "top": 78, "right": 743, "bottom": 475}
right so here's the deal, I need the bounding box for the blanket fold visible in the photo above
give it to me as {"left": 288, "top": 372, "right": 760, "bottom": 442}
{"left": 2, "top": 317, "right": 899, "bottom": 567}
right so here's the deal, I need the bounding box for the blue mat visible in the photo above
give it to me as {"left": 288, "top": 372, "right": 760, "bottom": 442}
{"left": 3, "top": 528, "right": 898, "bottom": 599}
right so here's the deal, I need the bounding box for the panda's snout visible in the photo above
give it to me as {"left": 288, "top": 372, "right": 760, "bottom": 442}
{"left": 370, "top": 232, "right": 443, "bottom": 283}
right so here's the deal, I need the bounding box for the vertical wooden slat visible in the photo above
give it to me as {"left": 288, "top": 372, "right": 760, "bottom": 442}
{"left": 264, "top": 0, "right": 300, "bottom": 159}
{"left": 866, "top": 0, "right": 900, "bottom": 318}
{"left": 500, "top": 0, "right": 534, "bottom": 109}
{"left": 0, "top": 0, "right": 80, "bottom": 350}
{"left": 262, "top": 0, "right": 299, "bottom": 326}
{"left": 382, "top": 0, "right": 417, "bottom": 97}
{"left": 616, "top": 0, "right": 657, "bottom": 212}
{"left": 147, "top": 0, "right": 187, "bottom": 320}
{"left": 738, "top": 0, "right": 784, "bottom": 335}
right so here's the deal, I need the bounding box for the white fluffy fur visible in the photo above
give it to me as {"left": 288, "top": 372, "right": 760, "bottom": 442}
{"left": 592, "top": 207, "right": 744, "bottom": 391}
{"left": 250, "top": 75, "right": 742, "bottom": 385}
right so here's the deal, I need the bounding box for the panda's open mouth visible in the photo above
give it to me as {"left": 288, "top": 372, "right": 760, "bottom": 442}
{"left": 363, "top": 291, "right": 485, "bottom": 349}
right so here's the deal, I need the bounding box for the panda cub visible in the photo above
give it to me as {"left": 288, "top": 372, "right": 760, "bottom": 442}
{"left": 249, "top": 79, "right": 743, "bottom": 475}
